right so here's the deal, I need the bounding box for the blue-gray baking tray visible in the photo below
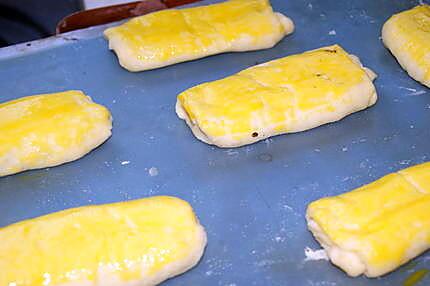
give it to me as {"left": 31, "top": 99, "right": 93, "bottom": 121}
{"left": 1, "top": 0, "right": 429, "bottom": 285}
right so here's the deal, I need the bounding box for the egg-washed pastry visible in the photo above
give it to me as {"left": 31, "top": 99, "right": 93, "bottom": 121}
{"left": 0, "top": 196, "right": 207, "bottom": 286}
{"left": 306, "top": 162, "right": 430, "bottom": 277}
{"left": 104, "top": 0, "right": 294, "bottom": 72}
{"left": 176, "top": 45, "right": 377, "bottom": 148}
{"left": 0, "top": 90, "right": 112, "bottom": 177}
{"left": 382, "top": 5, "right": 430, "bottom": 88}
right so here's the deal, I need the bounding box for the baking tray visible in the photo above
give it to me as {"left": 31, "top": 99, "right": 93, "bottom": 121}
{"left": 1, "top": 0, "right": 429, "bottom": 285}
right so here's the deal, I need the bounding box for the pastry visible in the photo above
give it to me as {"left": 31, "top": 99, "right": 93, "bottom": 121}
{"left": 382, "top": 5, "right": 430, "bottom": 88}
{"left": 306, "top": 162, "right": 430, "bottom": 277}
{"left": 104, "top": 0, "right": 294, "bottom": 72}
{"left": 0, "top": 90, "right": 112, "bottom": 177}
{"left": 176, "top": 45, "right": 377, "bottom": 147}
{"left": 0, "top": 196, "right": 207, "bottom": 286}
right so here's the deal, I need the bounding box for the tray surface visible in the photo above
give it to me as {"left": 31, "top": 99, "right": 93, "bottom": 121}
{"left": 1, "top": 0, "right": 429, "bottom": 285}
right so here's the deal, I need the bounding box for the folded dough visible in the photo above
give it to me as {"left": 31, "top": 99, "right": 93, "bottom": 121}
{"left": 0, "top": 90, "right": 112, "bottom": 177}
{"left": 0, "top": 196, "right": 207, "bottom": 286}
{"left": 104, "top": 0, "right": 294, "bottom": 72}
{"left": 382, "top": 5, "right": 430, "bottom": 88}
{"left": 176, "top": 45, "right": 377, "bottom": 148}
{"left": 306, "top": 162, "right": 430, "bottom": 277}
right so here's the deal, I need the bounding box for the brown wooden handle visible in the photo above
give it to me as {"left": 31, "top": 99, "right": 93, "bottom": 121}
{"left": 162, "top": 0, "right": 202, "bottom": 7}
{"left": 56, "top": 0, "right": 201, "bottom": 34}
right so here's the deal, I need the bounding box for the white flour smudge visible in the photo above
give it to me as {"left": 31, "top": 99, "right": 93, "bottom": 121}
{"left": 399, "top": 159, "right": 411, "bottom": 165}
{"left": 304, "top": 247, "right": 329, "bottom": 261}
{"left": 410, "top": 90, "right": 426, "bottom": 96}
{"left": 399, "top": 86, "right": 427, "bottom": 96}
{"left": 148, "top": 167, "right": 159, "bottom": 176}
{"left": 225, "top": 149, "right": 239, "bottom": 156}
{"left": 121, "top": 161, "right": 130, "bottom": 165}
{"left": 399, "top": 86, "right": 417, "bottom": 92}
{"left": 328, "top": 30, "right": 337, "bottom": 35}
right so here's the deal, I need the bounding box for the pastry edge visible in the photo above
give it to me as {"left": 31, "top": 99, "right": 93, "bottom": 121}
{"left": 306, "top": 216, "right": 368, "bottom": 277}
{"left": 175, "top": 100, "right": 212, "bottom": 145}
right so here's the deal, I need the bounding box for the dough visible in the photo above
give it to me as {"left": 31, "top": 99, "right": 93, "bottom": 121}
{"left": 176, "top": 45, "right": 377, "bottom": 148}
{"left": 382, "top": 5, "right": 430, "bottom": 88}
{"left": 0, "top": 196, "right": 207, "bottom": 286}
{"left": 306, "top": 162, "right": 430, "bottom": 277}
{"left": 0, "top": 90, "right": 112, "bottom": 177}
{"left": 104, "top": 0, "right": 294, "bottom": 72}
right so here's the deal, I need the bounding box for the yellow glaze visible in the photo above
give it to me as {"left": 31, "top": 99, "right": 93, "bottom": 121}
{"left": 177, "top": 45, "right": 377, "bottom": 147}
{"left": 0, "top": 196, "right": 206, "bottom": 285}
{"left": 307, "top": 162, "right": 430, "bottom": 277}
{"left": 104, "top": 0, "right": 294, "bottom": 71}
{"left": 0, "top": 90, "right": 112, "bottom": 177}
{"left": 382, "top": 5, "right": 430, "bottom": 87}
{"left": 403, "top": 269, "right": 429, "bottom": 286}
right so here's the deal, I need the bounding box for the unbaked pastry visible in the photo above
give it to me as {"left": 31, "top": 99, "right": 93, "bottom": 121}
{"left": 0, "top": 90, "right": 112, "bottom": 177}
{"left": 176, "top": 45, "right": 377, "bottom": 148}
{"left": 0, "top": 196, "right": 207, "bottom": 286}
{"left": 104, "top": 0, "right": 294, "bottom": 71}
{"left": 382, "top": 5, "right": 430, "bottom": 87}
{"left": 307, "top": 162, "right": 430, "bottom": 277}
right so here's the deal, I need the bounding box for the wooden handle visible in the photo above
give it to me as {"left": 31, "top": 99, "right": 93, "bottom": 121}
{"left": 56, "top": 0, "right": 201, "bottom": 34}
{"left": 162, "top": 0, "right": 202, "bottom": 7}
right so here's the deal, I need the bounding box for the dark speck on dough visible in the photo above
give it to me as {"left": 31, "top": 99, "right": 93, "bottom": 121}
{"left": 252, "top": 132, "right": 259, "bottom": 137}
{"left": 323, "top": 49, "right": 337, "bottom": 53}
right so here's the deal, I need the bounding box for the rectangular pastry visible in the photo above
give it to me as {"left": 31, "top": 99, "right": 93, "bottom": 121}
{"left": 176, "top": 45, "right": 377, "bottom": 148}
{"left": 382, "top": 5, "right": 430, "bottom": 88}
{"left": 104, "top": 0, "right": 294, "bottom": 71}
{"left": 0, "top": 196, "right": 207, "bottom": 286}
{"left": 306, "top": 162, "right": 430, "bottom": 277}
{"left": 0, "top": 90, "right": 112, "bottom": 177}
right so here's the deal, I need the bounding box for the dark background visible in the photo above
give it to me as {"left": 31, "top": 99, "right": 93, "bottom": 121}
{"left": 0, "top": 0, "right": 80, "bottom": 47}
